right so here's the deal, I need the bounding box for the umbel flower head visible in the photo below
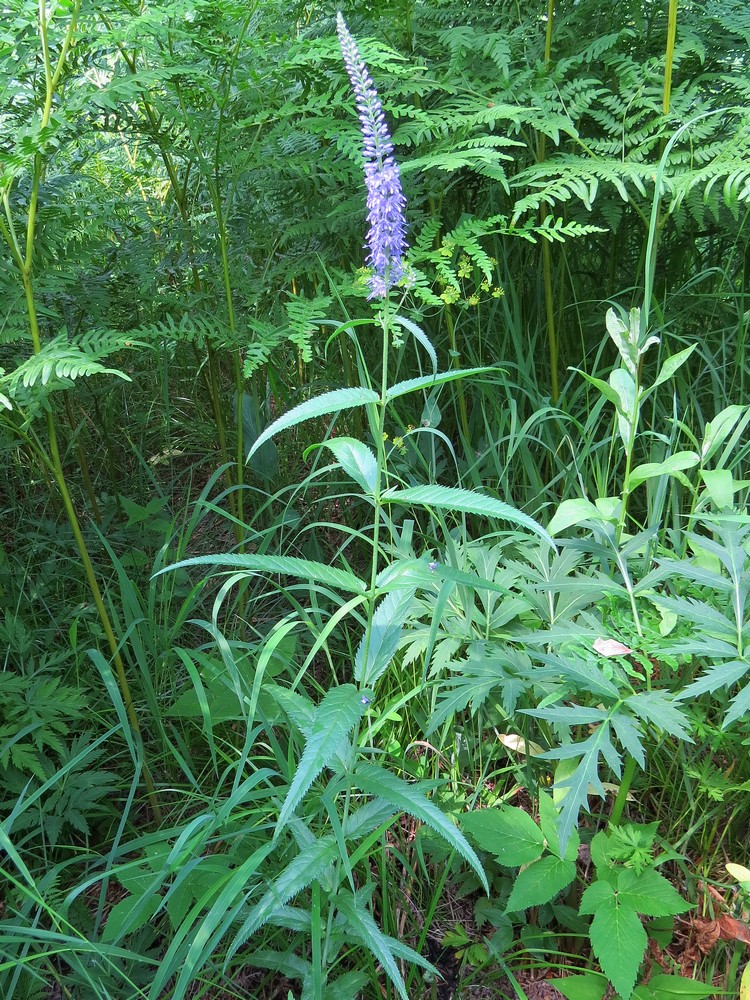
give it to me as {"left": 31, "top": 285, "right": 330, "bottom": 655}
{"left": 336, "top": 12, "right": 408, "bottom": 299}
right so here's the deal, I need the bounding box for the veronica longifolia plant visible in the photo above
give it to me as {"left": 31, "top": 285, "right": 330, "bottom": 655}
{"left": 336, "top": 13, "right": 408, "bottom": 298}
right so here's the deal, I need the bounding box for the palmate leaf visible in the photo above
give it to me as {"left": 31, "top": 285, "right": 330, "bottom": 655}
{"left": 276, "top": 685, "right": 370, "bottom": 836}
{"left": 155, "top": 553, "right": 366, "bottom": 596}
{"left": 382, "top": 484, "right": 554, "bottom": 546}
{"left": 247, "top": 387, "right": 379, "bottom": 459}
{"left": 353, "top": 762, "right": 489, "bottom": 892}
{"left": 535, "top": 728, "right": 612, "bottom": 854}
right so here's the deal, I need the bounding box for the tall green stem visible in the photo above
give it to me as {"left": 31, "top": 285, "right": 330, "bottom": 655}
{"left": 540, "top": 0, "right": 560, "bottom": 403}
{"left": 1, "top": 1, "right": 162, "bottom": 821}
{"left": 662, "top": 0, "right": 679, "bottom": 116}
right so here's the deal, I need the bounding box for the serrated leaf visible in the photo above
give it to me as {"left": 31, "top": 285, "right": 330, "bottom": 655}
{"left": 385, "top": 366, "right": 494, "bottom": 401}
{"left": 156, "top": 553, "right": 366, "bottom": 595}
{"left": 383, "top": 484, "right": 553, "bottom": 546}
{"left": 336, "top": 891, "right": 434, "bottom": 1000}
{"left": 626, "top": 692, "right": 692, "bottom": 742}
{"left": 506, "top": 855, "right": 576, "bottom": 911}
{"left": 276, "top": 685, "right": 369, "bottom": 835}
{"left": 539, "top": 791, "right": 579, "bottom": 861}
{"left": 247, "top": 387, "right": 379, "bottom": 459}
{"left": 321, "top": 437, "right": 378, "bottom": 494}
{"left": 543, "top": 729, "right": 610, "bottom": 854}
{"left": 391, "top": 316, "right": 437, "bottom": 375}
{"left": 354, "top": 588, "right": 416, "bottom": 686}
{"left": 354, "top": 762, "right": 488, "bottom": 892}
{"left": 461, "top": 806, "right": 544, "bottom": 867}
{"left": 724, "top": 680, "right": 750, "bottom": 729}
{"left": 617, "top": 868, "right": 690, "bottom": 917}
{"left": 588, "top": 899, "right": 647, "bottom": 999}
{"left": 226, "top": 837, "right": 337, "bottom": 963}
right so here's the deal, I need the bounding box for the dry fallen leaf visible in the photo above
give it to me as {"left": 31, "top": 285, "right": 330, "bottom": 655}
{"left": 718, "top": 914, "right": 750, "bottom": 945}
{"left": 594, "top": 637, "right": 634, "bottom": 657}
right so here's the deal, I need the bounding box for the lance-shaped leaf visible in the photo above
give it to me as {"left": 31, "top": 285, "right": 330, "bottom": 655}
{"left": 155, "top": 553, "right": 366, "bottom": 595}
{"left": 247, "top": 387, "right": 379, "bottom": 459}
{"left": 385, "top": 366, "right": 495, "bottom": 401}
{"left": 276, "top": 685, "right": 370, "bottom": 835}
{"left": 382, "top": 484, "right": 554, "bottom": 547}
{"left": 355, "top": 588, "right": 416, "bottom": 686}
{"left": 226, "top": 836, "right": 338, "bottom": 963}
{"left": 320, "top": 437, "right": 378, "bottom": 494}
{"left": 354, "top": 762, "right": 489, "bottom": 892}
{"left": 336, "top": 890, "right": 435, "bottom": 1000}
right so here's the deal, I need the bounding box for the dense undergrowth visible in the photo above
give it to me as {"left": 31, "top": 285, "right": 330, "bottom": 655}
{"left": 1, "top": 0, "right": 750, "bottom": 998}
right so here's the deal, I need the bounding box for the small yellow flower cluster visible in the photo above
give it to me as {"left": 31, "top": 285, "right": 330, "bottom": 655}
{"left": 433, "top": 244, "right": 503, "bottom": 308}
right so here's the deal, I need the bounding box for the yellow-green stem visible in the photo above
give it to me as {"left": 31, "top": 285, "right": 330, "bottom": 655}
{"left": 663, "top": 0, "right": 679, "bottom": 116}
{"left": 540, "top": 0, "right": 560, "bottom": 403}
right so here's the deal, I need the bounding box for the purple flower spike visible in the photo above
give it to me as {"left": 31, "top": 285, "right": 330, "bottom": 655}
{"left": 337, "top": 12, "right": 408, "bottom": 299}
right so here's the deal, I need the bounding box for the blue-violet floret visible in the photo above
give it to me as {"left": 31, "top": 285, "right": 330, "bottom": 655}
{"left": 337, "top": 13, "right": 408, "bottom": 299}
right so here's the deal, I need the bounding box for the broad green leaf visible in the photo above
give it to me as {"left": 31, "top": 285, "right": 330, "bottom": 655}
{"left": 587, "top": 893, "right": 647, "bottom": 1000}
{"left": 553, "top": 973, "right": 607, "bottom": 1000}
{"left": 247, "top": 387, "right": 379, "bottom": 459}
{"left": 700, "top": 468, "right": 735, "bottom": 510}
{"left": 574, "top": 370, "right": 624, "bottom": 409}
{"left": 354, "top": 762, "right": 489, "bottom": 892}
{"left": 461, "top": 806, "right": 545, "bottom": 867}
{"left": 740, "top": 962, "right": 750, "bottom": 1000}
{"left": 321, "top": 437, "right": 378, "bottom": 493}
{"left": 383, "top": 485, "right": 553, "bottom": 546}
{"left": 276, "top": 685, "right": 369, "bottom": 835}
{"left": 675, "top": 661, "right": 749, "bottom": 701}
{"left": 156, "top": 553, "right": 366, "bottom": 595}
{"left": 506, "top": 855, "right": 576, "bottom": 911}
{"left": 102, "top": 892, "right": 161, "bottom": 943}
{"left": 238, "top": 390, "right": 278, "bottom": 479}
{"left": 610, "top": 368, "right": 637, "bottom": 449}
{"left": 650, "top": 345, "right": 698, "bottom": 392}
{"left": 606, "top": 307, "right": 639, "bottom": 377}
{"left": 391, "top": 316, "right": 438, "bottom": 375}
{"left": 627, "top": 452, "right": 699, "bottom": 490}
{"left": 226, "top": 837, "right": 338, "bottom": 963}
{"left": 354, "top": 588, "right": 417, "bottom": 686}
{"left": 548, "top": 498, "right": 610, "bottom": 535}
{"left": 385, "top": 366, "right": 495, "bottom": 401}
{"left": 617, "top": 868, "right": 690, "bottom": 917}
{"left": 634, "top": 974, "right": 717, "bottom": 1000}
{"left": 726, "top": 862, "right": 750, "bottom": 888}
